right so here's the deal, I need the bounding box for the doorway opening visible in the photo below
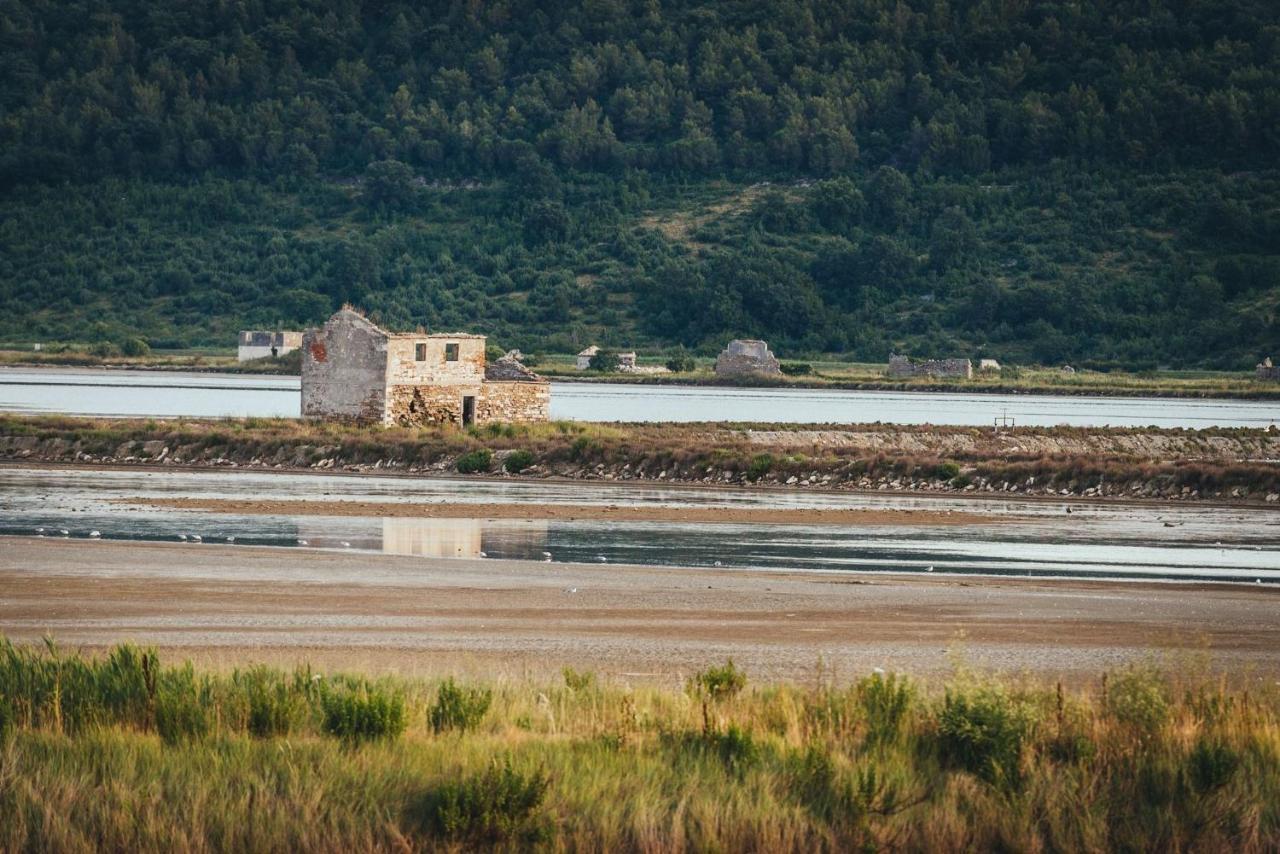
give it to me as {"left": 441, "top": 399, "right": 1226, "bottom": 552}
{"left": 461, "top": 396, "right": 476, "bottom": 426}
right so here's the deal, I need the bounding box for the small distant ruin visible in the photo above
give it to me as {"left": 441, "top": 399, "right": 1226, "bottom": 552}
{"left": 887, "top": 354, "right": 973, "bottom": 379}
{"left": 576, "top": 346, "right": 637, "bottom": 371}
{"left": 238, "top": 330, "right": 302, "bottom": 361}
{"left": 715, "top": 339, "right": 781, "bottom": 378}
{"left": 301, "top": 308, "right": 549, "bottom": 426}
{"left": 1258, "top": 358, "right": 1280, "bottom": 381}
{"left": 978, "top": 359, "right": 1001, "bottom": 372}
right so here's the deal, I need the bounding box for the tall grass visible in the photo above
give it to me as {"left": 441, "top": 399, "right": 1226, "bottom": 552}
{"left": 2, "top": 639, "right": 1280, "bottom": 851}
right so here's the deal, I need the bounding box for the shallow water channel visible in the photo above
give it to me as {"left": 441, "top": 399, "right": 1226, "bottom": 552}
{"left": 2, "top": 367, "right": 1278, "bottom": 427}
{"left": 3, "top": 467, "right": 1278, "bottom": 584}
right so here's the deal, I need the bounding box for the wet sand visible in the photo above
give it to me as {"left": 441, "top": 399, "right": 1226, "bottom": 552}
{"left": 121, "top": 497, "right": 1006, "bottom": 526}
{"left": 3, "top": 538, "right": 1279, "bottom": 685}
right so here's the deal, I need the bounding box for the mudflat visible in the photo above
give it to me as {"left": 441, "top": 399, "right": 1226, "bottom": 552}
{"left": 119, "top": 496, "right": 1006, "bottom": 526}
{"left": 4, "top": 537, "right": 1278, "bottom": 684}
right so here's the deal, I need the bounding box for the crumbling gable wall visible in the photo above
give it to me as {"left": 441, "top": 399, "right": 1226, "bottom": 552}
{"left": 301, "top": 310, "right": 388, "bottom": 421}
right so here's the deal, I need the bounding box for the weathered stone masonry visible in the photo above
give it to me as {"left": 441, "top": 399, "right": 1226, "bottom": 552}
{"left": 302, "top": 309, "right": 550, "bottom": 426}
{"left": 887, "top": 354, "right": 973, "bottom": 379}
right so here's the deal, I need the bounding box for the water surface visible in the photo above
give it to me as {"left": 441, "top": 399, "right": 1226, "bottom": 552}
{"left": 2, "top": 367, "right": 1277, "bottom": 427}
{"left": 3, "top": 467, "right": 1277, "bottom": 583}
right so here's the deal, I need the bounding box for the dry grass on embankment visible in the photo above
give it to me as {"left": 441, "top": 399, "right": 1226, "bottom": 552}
{"left": 1, "top": 640, "right": 1279, "bottom": 851}
{"left": 3, "top": 414, "right": 1279, "bottom": 501}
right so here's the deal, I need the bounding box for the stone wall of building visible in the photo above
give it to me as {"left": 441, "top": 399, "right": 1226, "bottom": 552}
{"left": 714, "top": 339, "right": 781, "bottom": 377}
{"left": 887, "top": 354, "right": 973, "bottom": 379}
{"left": 386, "top": 383, "right": 482, "bottom": 426}
{"left": 480, "top": 381, "right": 551, "bottom": 422}
{"left": 1257, "top": 358, "right": 1280, "bottom": 381}
{"left": 301, "top": 312, "right": 388, "bottom": 421}
{"left": 386, "top": 335, "right": 487, "bottom": 386}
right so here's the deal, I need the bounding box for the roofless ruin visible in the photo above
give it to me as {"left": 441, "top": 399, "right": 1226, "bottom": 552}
{"left": 301, "top": 308, "right": 549, "bottom": 427}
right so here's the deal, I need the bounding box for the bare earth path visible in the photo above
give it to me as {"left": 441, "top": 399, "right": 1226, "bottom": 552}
{"left": 3, "top": 538, "right": 1279, "bottom": 685}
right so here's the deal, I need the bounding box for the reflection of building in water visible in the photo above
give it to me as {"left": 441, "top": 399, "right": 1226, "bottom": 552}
{"left": 296, "top": 517, "right": 547, "bottom": 559}
{"left": 383, "top": 518, "right": 483, "bottom": 558}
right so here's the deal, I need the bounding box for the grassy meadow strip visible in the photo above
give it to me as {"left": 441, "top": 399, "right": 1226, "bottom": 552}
{"left": 2, "top": 640, "right": 1279, "bottom": 851}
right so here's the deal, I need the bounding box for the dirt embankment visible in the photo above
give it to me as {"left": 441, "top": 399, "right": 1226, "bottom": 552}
{"left": 3, "top": 415, "right": 1279, "bottom": 504}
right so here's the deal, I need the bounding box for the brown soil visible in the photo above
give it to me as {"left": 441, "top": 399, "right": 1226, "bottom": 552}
{"left": 118, "top": 497, "right": 1008, "bottom": 526}
{"left": 5, "top": 538, "right": 1279, "bottom": 685}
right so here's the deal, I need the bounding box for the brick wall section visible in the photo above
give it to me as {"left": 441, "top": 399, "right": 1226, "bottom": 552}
{"left": 301, "top": 312, "right": 389, "bottom": 421}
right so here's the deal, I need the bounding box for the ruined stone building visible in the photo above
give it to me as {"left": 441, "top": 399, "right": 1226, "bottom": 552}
{"left": 301, "top": 308, "right": 549, "bottom": 426}
{"left": 576, "top": 345, "right": 637, "bottom": 371}
{"left": 887, "top": 354, "right": 973, "bottom": 379}
{"left": 1259, "top": 358, "right": 1280, "bottom": 381}
{"left": 238, "top": 330, "right": 302, "bottom": 361}
{"left": 714, "top": 339, "right": 781, "bottom": 378}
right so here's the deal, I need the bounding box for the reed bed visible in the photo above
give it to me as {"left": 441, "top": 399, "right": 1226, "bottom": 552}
{"left": 2, "top": 640, "right": 1279, "bottom": 851}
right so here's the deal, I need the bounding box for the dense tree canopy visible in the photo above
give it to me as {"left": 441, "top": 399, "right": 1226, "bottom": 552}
{"left": 0, "top": 0, "right": 1277, "bottom": 366}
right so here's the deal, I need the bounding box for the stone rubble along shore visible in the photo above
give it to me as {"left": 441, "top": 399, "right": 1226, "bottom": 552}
{"left": 2, "top": 433, "right": 1277, "bottom": 504}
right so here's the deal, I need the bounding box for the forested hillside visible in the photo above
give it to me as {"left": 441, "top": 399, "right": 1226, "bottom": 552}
{"left": 2, "top": 0, "right": 1278, "bottom": 366}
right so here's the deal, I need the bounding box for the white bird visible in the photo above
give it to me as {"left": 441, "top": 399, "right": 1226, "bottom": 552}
{"left": 190, "top": 534, "right": 202, "bottom": 542}
{"left": 596, "top": 555, "right": 608, "bottom": 563}
{"left": 297, "top": 538, "right": 308, "bottom": 546}
{"left": 88, "top": 531, "right": 101, "bottom": 538}
{"left": 226, "top": 536, "right": 235, "bottom": 543}
{"left": 178, "top": 533, "right": 187, "bottom": 540}
{"left": 58, "top": 529, "right": 69, "bottom": 537}
{"left": 35, "top": 527, "right": 44, "bottom": 534}
{"left": 713, "top": 560, "right": 722, "bottom": 567}
{"left": 478, "top": 551, "right": 487, "bottom": 558}
{"left": 926, "top": 565, "right": 934, "bottom": 572}
{"left": 340, "top": 541, "right": 351, "bottom": 548}
{"left": 565, "top": 587, "right": 578, "bottom": 594}
{"left": 541, "top": 551, "right": 553, "bottom": 561}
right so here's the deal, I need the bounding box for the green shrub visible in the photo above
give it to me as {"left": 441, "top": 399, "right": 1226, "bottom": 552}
{"left": 562, "top": 667, "right": 596, "bottom": 692}
{"left": 936, "top": 687, "right": 1030, "bottom": 784}
{"left": 1187, "top": 736, "right": 1240, "bottom": 793}
{"left": 120, "top": 337, "right": 151, "bottom": 357}
{"left": 858, "top": 671, "right": 914, "bottom": 745}
{"left": 241, "top": 668, "right": 301, "bottom": 738}
{"left": 429, "top": 679, "right": 492, "bottom": 733}
{"left": 780, "top": 362, "right": 812, "bottom": 376}
{"left": 1106, "top": 666, "right": 1170, "bottom": 735}
{"left": 504, "top": 449, "right": 536, "bottom": 473}
{"left": 0, "top": 698, "right": 13, "bottom": 744}
{"left": 665, "top": 355, "right": 696, "bottom": 372}
{"left": 321, "top": 683, "right": 406, "bottom": 742}
{"left": 708, "top": 725, "right": 760, "bottom": 774}
{"left": 418, "top": 760, "right": 552, "bottom": 846}
{"left": 935, "top": 460, "right": 962, "bottom": 480}
{"left": 588, "top": 350, "right": 621, "bottom": 372}
{"left": 154, "top": 667, "right": 212, "bottom": 744}
{"left": 89, "top": 341, "right": 122, "bottom": 358}
{"left": 785, "top": 745, "right": 902, "bottom": 839}
{"left": 693, "top": 660, "right": 747, "bottom": 701}
{"left": 456, "top": 449, "right": 493, "bottom": 474}
{"left": 746, "top": 453, "right": 773, "bottom": 481}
